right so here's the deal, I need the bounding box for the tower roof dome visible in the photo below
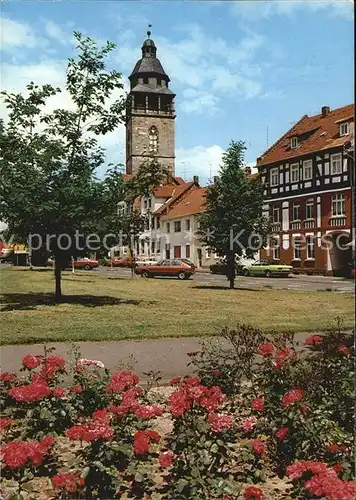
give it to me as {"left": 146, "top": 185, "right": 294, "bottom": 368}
{"left": 129, "top": 30, "right": 170, "bottom": 82}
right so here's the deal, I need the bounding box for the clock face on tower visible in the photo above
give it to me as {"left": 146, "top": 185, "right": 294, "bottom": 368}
{"left": 149, "top": 126, "right": 159, "bottom": 154}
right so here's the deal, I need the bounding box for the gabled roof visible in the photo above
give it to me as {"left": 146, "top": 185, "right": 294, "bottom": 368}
{"left": 160, "top": 187, "right": 207, "bottom": 221}
{"left": 257, "top": 104, "right": 354, "bottom": 166}
{"left": 154, "top": 181, "right": 196, "bottom": 216}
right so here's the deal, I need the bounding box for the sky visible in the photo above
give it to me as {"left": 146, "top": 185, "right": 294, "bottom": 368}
{"left": 1, "top": 0, "right": 354, "bottom": 185}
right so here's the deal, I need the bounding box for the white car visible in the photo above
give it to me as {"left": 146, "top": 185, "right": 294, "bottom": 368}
{"left": 135, "top": 257, "right": 159, "bottom": 266}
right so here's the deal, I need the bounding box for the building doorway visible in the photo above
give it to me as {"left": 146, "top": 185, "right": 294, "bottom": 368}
{"left": 326, "top": 231, "right": 352, "bottom": 277}
{"left": 197, "top": 248, "right": 202, "bottom": 268}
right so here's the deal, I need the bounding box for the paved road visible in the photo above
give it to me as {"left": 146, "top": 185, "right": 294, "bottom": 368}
{"left": 0, "top": 332, "right": 315, "bottom": 382}
{"left": 94, "top": 267, "right": 354, "bottom": 293}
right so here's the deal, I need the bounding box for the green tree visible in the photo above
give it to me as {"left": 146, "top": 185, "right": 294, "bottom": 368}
{"left": 0, "top": 32, "right": 126, "bottom": 298}
{"left": 198, "top": 140, "right": 269, "bottom": 289}
{"left": 101, "top": 157, "right": 167, "bottom": 277}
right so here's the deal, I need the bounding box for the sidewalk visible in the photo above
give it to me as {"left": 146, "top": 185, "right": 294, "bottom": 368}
{"left": 0, "top": 332, "right": 314, "bottom": 382}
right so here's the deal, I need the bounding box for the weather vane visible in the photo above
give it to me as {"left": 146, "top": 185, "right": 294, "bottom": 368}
{"left": 147, "top": 24, "right": 152, "bottom": 38}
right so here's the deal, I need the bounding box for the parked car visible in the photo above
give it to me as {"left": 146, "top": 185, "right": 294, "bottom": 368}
{"left": 104, "top": 257, "right": 133, "bottom": 267}
{"left": 135, "top": 259, "right": 196, "bottom": 280}
{"left": 47, "top": 257, "right": 99, "bottom": 270}
{"left": 243, "top": 259, "right": 292, "bottom": 278}
{"left": 135, "top": 257, "right": 159, "bottom": 266}
{"left": 210, "top": 258, "right": 254, "bottom": 276}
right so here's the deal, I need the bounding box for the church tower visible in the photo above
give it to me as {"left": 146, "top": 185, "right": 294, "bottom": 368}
{"left": 126, "top": 30, "right": 176, "bottom": 176}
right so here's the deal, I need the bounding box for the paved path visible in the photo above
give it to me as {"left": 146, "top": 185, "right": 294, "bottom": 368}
{"left": 94, "top": 267, "right": 354, "bottom": 293}
{"left": 0, "top": 332, "right": 318, "bottom": 382}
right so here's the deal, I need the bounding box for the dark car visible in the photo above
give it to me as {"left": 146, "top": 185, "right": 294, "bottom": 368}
{"left": 135, "top": 259, "right": 196, "bottom": 280}
{"left": 210, "top": 261, "right": 245, "bottom": 276}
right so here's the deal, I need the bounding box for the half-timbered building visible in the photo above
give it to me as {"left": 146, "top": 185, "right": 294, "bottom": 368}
{"left": 257, "top": 104, "right": 354, "bottom": 276}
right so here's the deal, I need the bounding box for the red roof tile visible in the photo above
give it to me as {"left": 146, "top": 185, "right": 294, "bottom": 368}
{"left": 161, "top": 187, "right": 207, "bottom": 221}
{"left": 257, "top": 104, "right": 354, "bottom": 166}
{"left": 155, "top": 182, "right": 196, "bottom": 216}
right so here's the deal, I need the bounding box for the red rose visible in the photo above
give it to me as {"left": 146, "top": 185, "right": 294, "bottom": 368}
{"left": 158, "top": 451, "right": 174, "bottom": 467}
{"left": 183, "top": 377, "right": 200, "bottom": 386}
{"left": 304, "top": 335, "right": 323, "bottom": 346}
{"left": 275, "top": 427, "right": 289, "bottom": 441}
{"left": 133, "top": 431, "right": 150, "bottom": 455}
{"left": 71, "top": 384, "right": 83, "bottom": 393}
{"left": 0, "top": 418, "right": 12, "bottom": 432}
{"left": 251, "top": 439, "right": 266, "bottom": 455}
{"left": 242, "top": 416, "right": 257, "bottom": 433}
{"left": 207, "top": 412, "right": 233, "bottom": 433}
{"left": 257, "top": 343, "right": 274, "bottom": 357}
{"left": 22, "top": 355, "right": 41, "bottom": 370}
{"left": 251, "top": 397, "right": 264, "bottom": 412}
{"left": 281, "top": 389, "right": 304, "bottom": 408}
{"left": 8, "top": 381, "right": 51, "bottom": 403}
{"left": 337, "top": 345, "right": 351, "bottom": 356}
{"left": 1, "top": 440, "right": 29, "bottom": 468}
{"left": 244, "top": 486, "right": 264, "bottom": 499}
{"left": 0, "top": 372, "right": 16, "bottom": 384}
{"left": 169, "top": 376, "right": 181, "bottom": 385}
{"left": 52, "top": 387, "right": 65, "bottom": 398}
{"left": 52, "top": 472, "right": 80, "bottom": 493}
{"left": 134, "top": 405, "right": 163, "bottom": 419}
{"left": 106, "top": 371, "right": 139, "bottom": 393}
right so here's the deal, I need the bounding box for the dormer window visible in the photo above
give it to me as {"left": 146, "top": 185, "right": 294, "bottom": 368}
{"left": 290, "top": 137, "right": 298, "bottom": 149}
{"left": 340, "top": 122, "right": 349, "bottom": 136}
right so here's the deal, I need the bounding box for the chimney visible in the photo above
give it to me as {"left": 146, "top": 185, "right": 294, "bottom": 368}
{"left": 193, "top": 175, "right": 199, "bottom": 184}
{"left": 321, "top": 106, "right": 330, "bottom": 117}
{"left": 245, "top": 166, "right": 252, "bottom": 176}
{"left": 213, "top": 176, "right": 219, "bottom": 184}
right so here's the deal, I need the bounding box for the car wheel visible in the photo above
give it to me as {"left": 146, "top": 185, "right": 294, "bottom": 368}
{"left": 265, "top": 270, "right": 272, "bottom": 278}
{"left": 141, "top": 270, "right": 150, "bottom": 279}
{"left": 178, "top": 271, "right": 187, "bottom": 280}
{"left": 243, "top": 268, "right": 250, "bottom": 276}
{"left": 84, "top": 265, "right": 91, "bottom": 271}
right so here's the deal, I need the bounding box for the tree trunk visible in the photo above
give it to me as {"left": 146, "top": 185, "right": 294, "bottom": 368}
{"left": 55, "top": 259, "right": 62, "bottom": 299}
{"left": 226, "top": 251, "right": 236, "bottom": 289}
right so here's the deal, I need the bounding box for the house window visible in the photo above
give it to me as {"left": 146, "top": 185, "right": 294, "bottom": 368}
{"left": 185, "top": 245, "right": 190, "bottom": 259}
{"left": 156, "top": 218, "right": 160, "bottom": 229}
{"left": 273, "top": 206, "right": 280, "bottom": 223}
{"left": 340, "top": 122, "right": 349, "bottom": 136}
{"left": 305, "top": 199, "right": 314, "bottom": 219}
{"left": 331, "top": 193, "right": 345, "bottom": 216}
{"left": 151, "top": 241, "right": 155, "bottom": 254}
{"left": 293, "top": 238, "right": 301, "bottom": 260}
{"left": 157, "top": 240, "right": 161, "bottom": 254}
{"left": 303, "top": 160, "right": 313, "bottom": 180}
{"left": 290, "top": 163, "right": 299, "bottom": 183}
{"left": 140, "top": 240, "right": 145, "bottom": 254}
{"left": 185, "top": 219, "right": 191, "bottom": 231}
{"left": 306, "top": 236, "right": 315, "bottom": 259}
{"left": 293, "top": 203, "right": 300, "bottom": 221}
{"left": 206, "top": 248, "right": 211, "bottom": 259}
{"left": 330, "top": 153, "right": 342, "bottom": 174}
{"left": 270, "top": 168, "right": 279, "bottom": 186}
{"left": 143, "top": 199, "right": 148, "bottom": 210}
{"left": 291, "top": 137, "right": 298, "bottom": 149}
{"left": 272, "top": 238, "right": 280, "bottom": 260}
{"left": 174, "top": 221, "right": 181, "bottom": 232}
{"left": 166, "top": 222, "right": 170, "bottom": 233}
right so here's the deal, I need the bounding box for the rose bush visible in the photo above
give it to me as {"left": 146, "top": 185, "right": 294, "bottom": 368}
{"left": 0, "top": 322, "right": 354, "bottom": 499}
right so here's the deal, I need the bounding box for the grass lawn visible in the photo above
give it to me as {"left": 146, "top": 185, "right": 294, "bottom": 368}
{"left": 0, "top": 267, "right": 354, "bottom": 345}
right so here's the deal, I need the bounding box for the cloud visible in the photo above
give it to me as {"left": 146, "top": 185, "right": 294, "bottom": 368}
{"left": 0, "top": 17, "right": 41, "bottom": 51}
{"left": 232, "top": 0, "right": 354, "bottom": 21}
{"left": 1, "top": 57, "right": 127, "bottom": 177}
{"left": 113, "top": 23, "right": 267, "bottom": 115}
{"left": 43, "top": 20, "right": 71, "bottom": 45}
{"left": 175, "top": 145, "right": 224, "bottom": 185}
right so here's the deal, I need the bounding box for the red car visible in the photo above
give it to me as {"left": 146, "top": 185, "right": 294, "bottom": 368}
{"left": 105, "top": 257, "right": 133, "bottom": 267}
{"left": 48, "top": 257, "right": 99, "bottom": 270}
{"left": 135, "top": 259, "right": 196, "bottom": 280}
{"left": 73, "top": 258, "right": 99, "bottom": 270}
